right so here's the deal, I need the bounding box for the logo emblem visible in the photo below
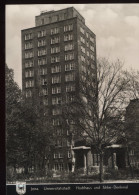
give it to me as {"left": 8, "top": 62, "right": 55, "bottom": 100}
{"left": 16, "top": 182, "right": 26, "bottom": 195}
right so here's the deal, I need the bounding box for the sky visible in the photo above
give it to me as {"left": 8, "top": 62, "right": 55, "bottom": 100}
{"left": 6, "top": 4, "right": 139, "bottom": 88}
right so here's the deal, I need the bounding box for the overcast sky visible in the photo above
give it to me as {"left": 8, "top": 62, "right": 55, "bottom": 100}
{"left": 6, "top": 4, "right": 139, "bottom": 88}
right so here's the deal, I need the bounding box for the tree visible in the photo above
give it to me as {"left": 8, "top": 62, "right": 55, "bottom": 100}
{"left": 62, "top": 58, "right": 130, "bottom": 182}
{"left": 6, "top": 64, "right": 22, "bottom": 168}
{"left": 6, "top": 64, "right": 53, "bottom": 177}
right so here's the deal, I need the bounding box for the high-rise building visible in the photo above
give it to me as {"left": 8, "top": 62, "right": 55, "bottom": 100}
{"left": 21, "top": 7, "right": 97, "bottom": 172}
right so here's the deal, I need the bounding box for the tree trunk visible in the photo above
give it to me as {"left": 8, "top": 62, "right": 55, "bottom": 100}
{"left": 99, "top": 151, "right": 104, "bottom": 182}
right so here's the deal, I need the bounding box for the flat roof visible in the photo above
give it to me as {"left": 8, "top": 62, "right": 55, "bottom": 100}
{"left": 72, "top": 146, "right": 91, "bottom": 150}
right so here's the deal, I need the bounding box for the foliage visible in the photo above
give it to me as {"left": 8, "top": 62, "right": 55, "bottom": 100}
{"left": 62, "top": 58, "right": 134, "bottom": 182}
{"left": 6, "top": 64, "right": 53, "bottom": 179}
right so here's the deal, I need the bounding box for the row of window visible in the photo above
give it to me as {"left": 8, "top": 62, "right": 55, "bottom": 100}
{"left": 24, "top": 61, "right": 75, "bottom": 72}
{"left": 52, "top": 87, "right": 75, "bottom": 104}
{"left": 54, "top": 152, "right": 63, "bottom": 159}
{"left": 81, "top": 47, "right": 94, "bottom": 58}
{"left": 81, "top": 54, "right": 95, "bottom": 62}
{"left": 80, "top": 36, "right": 95, "bottom": 47}
{"left": 25, "top": 27, "right": 94, "bottom": 44}
{"left": 52, "top": 119, "right": 75, "bottom": 128}
{"left": 25, "top": 90, "right": 75, "bottom": 106}
{"left": 53, "top": 151, "right": 71, "bottom": 159}
{"left": 25, "top": 25, "right": 73, "bottom": 40}
{"left": 81, "top": 45, "right": 94, "bottom": 53}
{"left": 25, "top": 34, "right": 73, "bottom": 50}
{"left": 80, "top": 27, "right": 95, "bottom": 43}
{"left": 26, "top": 43, "right": 74, "bottom": 54}
{"left": 24, "top": 51, "right": 75, "bottom": 61}
{"left": 25, "top": 70, "right": 95, "bottom": 85}
{"left": 53, "top": 163, "right": 64, "bottom": 171}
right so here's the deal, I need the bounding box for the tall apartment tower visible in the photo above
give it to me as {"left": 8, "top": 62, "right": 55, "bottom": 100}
{"left": 22, "top": 7, "right": 97, "bottom": 172}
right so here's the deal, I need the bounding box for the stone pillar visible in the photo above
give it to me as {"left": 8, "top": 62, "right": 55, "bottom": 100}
{"left": 71, "top": 150, "right": 75, "bottom": 172}
{"left": 84, "top": 153, "right": 87, "bottom": 173}
{"left": 112, "top": 153, "right": 118, "bottom": 170}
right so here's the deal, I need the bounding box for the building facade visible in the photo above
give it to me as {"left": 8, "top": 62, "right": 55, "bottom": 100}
{"left": 125, "top": 99, "right": 139, "bottom": 168}
{"left": 21, "top": 7, "right": 97, "bottom": 172}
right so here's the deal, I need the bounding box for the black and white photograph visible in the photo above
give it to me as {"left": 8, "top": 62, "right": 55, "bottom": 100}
{"left": 6, "top": 3, "right": 139, "bottom": 194}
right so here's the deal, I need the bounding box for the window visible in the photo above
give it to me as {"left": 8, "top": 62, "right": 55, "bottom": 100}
{"left": 41, "top": 18, "right": 44, "bottom": 25}
{"left": 81, "top": 55, "right": 85, "bottom": 62}
{"left": 51, "top": 46, "right": 60, "bottom": 54}
{"left": 67, "top": 129, "right": 69, "bottom": 135}
{"left": 66, "top": 84, "right": 75, "bottom": 92}
{"left": 81, "top": 64, "right": 86, "bottom": 73}
{"left": 25, "top": 42, "right": 33, "bottom": 49}
{"left": 55, "top": 139, "right": 63, "bottom": 147}
{"left": 90, "top": 36, "right": 95, "bottom": 43}
{"left": 67, "top": 139, "right": 71, "bottom": 146}
{"left": 51, "top": 27, "right": 59, "bottom": 35}
{"left": 25, "top": 90, "right": 32, "bottom": 98}
{"left": 86, "top": 41, "right": 89, "bottom": 47}
{"left": 38, "top": 58, "right": 47, "bottom": 65}
{"left": 52, "top": 86, "right": 61, "bottom": 94}
{"left": 65, "top": 53, "right": 74, "bottom": 61}
{"left": 38, "top": 49, "right": 47, "bottom": 56}
{"left": 80, "top": 27, "right": 85, "bottom": 34}
{"left": 54, "top": 163, "right": 58, "bottom": 170}
{"left": 59, "top": 152, "right": 64, "bottom": 158}
{"left": 52, "top": 108, "right": 62, "bottom": 115}
{"left": 52, "top": 118, "right": 61, "bottom": 126}
{"left": 87, "top": 60, "right": 90, "bottom": 66}
{"left": 25, "top": 70, "right": 34, "bottom": 78}
{"left": 87, "top": 51, "right": 89, "bottom": 57}
{"left": 25, "top": 51, "right": 34, "bottom": 59}
{"left": 86, "top": 32, "right": 89, "bottom": 38}
{"left": 90, "top": 45, "right": 94, "bottom": 52}
{"left": 54, "top": 153, "right": 59, "bottom": 159}
{"left": 64, "top": 34, "right": 73, "bottom": 41}
{"left": 65, "top": 73, "right": 75, "bottom": 82}
{"left": 56, "top": 129, "right": 63, "bottom": 136}
{"left": 38, "top": 68, "right": 47, "bottom": 75}
{"left": 93, "top": 154, "right": 100, "bottom": 166}
{"left": 81, "top": 46, "right": 85, "bottom": 53}
{"left": 51, "top": 65, "right": 61, "bottom": 73}
{"left": 52, "top": 75, "right": 61, "bottom": 84}
{"left": 43, "top": 98, "right": 48, "bottom": 105}
{"left": 80, "top": 36, "right": 85, "bottom": 44}
{"left": 40, "top": 78, "right": 47, "bottom": 86}
{"left": 25, "top": 80, "right": 34, "bottom": 88}
{"left": 65, "top": 43, "right": 74, "bottom": 51}
{"left": 66, "top": 94, "right": 75, "bottom": 103}
{"left": 65, "top": 62, "right": 75, "bottom": 71}
{"left": 68, "top": 151, "right": 71, "bottom": 158}
{"left": 64, "top": 24, "right": 73, "bottom": 32}
{"left": 52, "top": 97, "right": 62, "bottom": 105}
{"left": 25, "top": 61, "right": 34, "bottom": 68}
{"left": 39, "top": 88, "right": 48, "bottom": 96}
{"left": 91, "top": 63, "right": 95, "bottom": 69}
{"left": 38, "top": 40, "right": 46, "bottom": 47}
{"left": 129, "top": 150, "right": 134, "bottom": 155}
{"left": 51, "top": 36, "right": 60, "bottom": 44}
{"left": 25, "top": 33, "right": 33, "bottom": 40}
{"left": 90, "top": 54, "right": 95, "bottom": 60}
{"left": 38, "top": 30, "right": 46, "bottom": 38}
{"left": 51, "top": 56, "right": 60, "bottom": 63}
{"left": 81, "top": 74, "right": 86, "bottom": 82}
